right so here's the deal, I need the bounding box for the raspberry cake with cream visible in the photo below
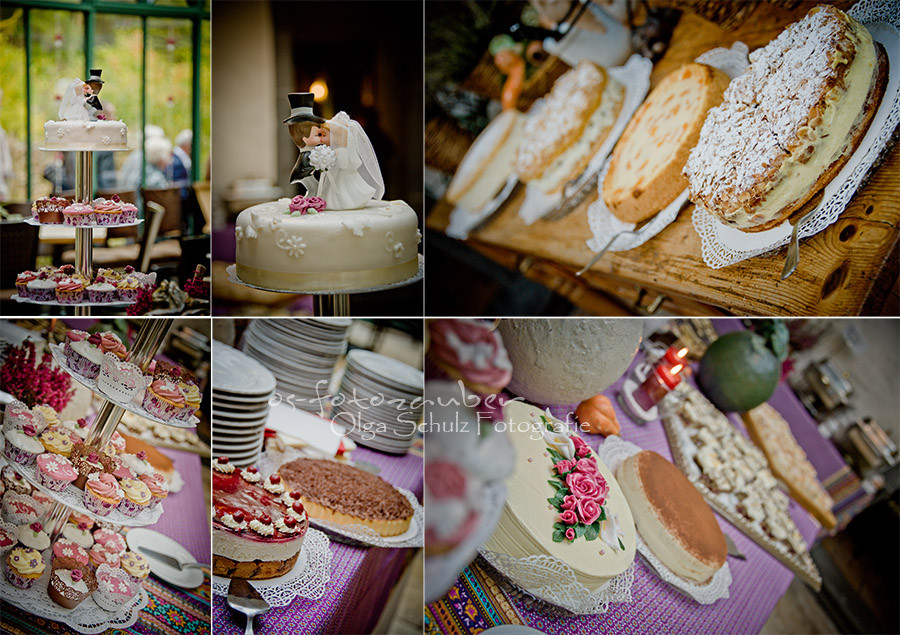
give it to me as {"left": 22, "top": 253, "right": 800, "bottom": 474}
{"left": 212, "top": 458, "right": 308, "bottom": 580}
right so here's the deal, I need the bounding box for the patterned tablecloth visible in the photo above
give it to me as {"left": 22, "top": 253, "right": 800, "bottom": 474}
{"left": 426, "top": 320, "right": 845, "bottom": 635}
{"left": 212, "top": 446, "right": 424, "bottom": 635}
{"left": 0, "top": 447, "right": 211, "bottom": 635}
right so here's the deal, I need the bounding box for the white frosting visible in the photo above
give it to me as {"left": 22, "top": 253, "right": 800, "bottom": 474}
{"left": 274, "top": 518, "right": 299, "bottom": 534}
{"left": 55, "top": 569, "right": 89, "bottom": 594}
{"left": 235, "top": 199, "right": 420, "bottom": 292}
{"left": 17, "top": 525, "right": 50, "bottom": 550}
{"left": 222, "top": 513, "right": 248, "bottom": 531}
{"left": 43, "top": 120, "right": 128, "bottom": 151}
{"left": 5, "top": 430, "right": 44, "bottom": 454}
{"left": 248, "top": 519, "right": 275, "bottom": 537}
{"left": 241, "top": 470, "right": 261, "bottom": 483}
{"left": 70, "top": 340, "right": 104, "bottom": 365}
{"left": 263, "top": 479, "right": 284, "bottom": 495}
{"left": 214, "top": 460, "right": 235, "bottom": 474}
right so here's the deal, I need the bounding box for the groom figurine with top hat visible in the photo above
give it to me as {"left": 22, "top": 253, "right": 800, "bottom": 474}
{"left": 83, "top": 69, "right": 105, "bottom": 120}
{"left": 284, "top": 92, "right": 329, "bottom": 196}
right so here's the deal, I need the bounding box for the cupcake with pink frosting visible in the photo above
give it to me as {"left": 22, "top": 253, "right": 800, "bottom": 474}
{"left": 142, "top": 378, "right": 186, "bottom": 421}
{"left": 121, "top": 202, "right": 138, "bottom": 223}
{"left": 52, "top": 539, "right": 90, "bottom": 566}
{"left": 15, "top": 271, "right": 38, "bottom": 299}
{"left": 62, "top": 202, "right": 94, "bottom": 226}
{"left": 88, "top": 544, "right": 120, "bottom": 571}
{"left": 109, "top": 455, "right": 136, "bottom": 481}
{"left": 83, "top": 472, "right": 123, "bottom": 517}
{"left": 64, "top": 330, "right": 90, "bottom": 357}
{"left": 36, "top": 454, "right": 77, "bottom": 492}
{"left": 92, "top": 198, "right": 124, "bottom": 225}
{"left": 98, "top": 332, "right": 128, "bottom": 360}
{"left": 55, "top": 277, "right": 86, "bottom": 304}
{"left": 139, "top": 472, "right": 169, "bottom": 510}
{"left": 94, "top": 563, "right": 138, "bottom": 611}
{"left": 93, "top": 528, "right": 126, "bottom": 555}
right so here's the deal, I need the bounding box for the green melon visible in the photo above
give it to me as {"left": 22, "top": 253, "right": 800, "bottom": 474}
{"left": 696, "top": 331, "right": 780, "bottom": 413}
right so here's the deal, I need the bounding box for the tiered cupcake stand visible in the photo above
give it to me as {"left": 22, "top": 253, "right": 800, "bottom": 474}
{"left": 12, "top": 146, "right": 142, "bottom": 316}
{"left": 0, "top": 319, "right": 194, "bottom": 633}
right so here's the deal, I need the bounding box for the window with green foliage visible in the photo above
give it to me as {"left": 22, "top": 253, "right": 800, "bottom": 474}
{"left": 0, "top": 0, "right": 209, "bottom": 201}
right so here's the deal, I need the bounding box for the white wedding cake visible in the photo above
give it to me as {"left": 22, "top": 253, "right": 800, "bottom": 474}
{"left": 42, "top": 70, "right": 127, "bottom": 151}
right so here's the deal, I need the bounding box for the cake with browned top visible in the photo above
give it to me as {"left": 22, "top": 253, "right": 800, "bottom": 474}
{"left": 617, "top": 450, "right": 726, "bottom": 584}
{"left": 278, "top": 458, "right": 413, "bottom": 537}
{"left": 212, "top": 457, "right": 308, "bottom": 580}
{"left": 684, "top": 4, "right": 887, "bottom": 232}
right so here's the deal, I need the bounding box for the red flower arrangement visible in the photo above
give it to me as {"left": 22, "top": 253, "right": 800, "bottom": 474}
{"left": 184, "top": 265, "right": 208, "bottom": 300}
{"left": 0, "top": 341, "right": 74, "bottom": 411}
{"left": 126, "top": 284, "right": 155, "bottom": 316}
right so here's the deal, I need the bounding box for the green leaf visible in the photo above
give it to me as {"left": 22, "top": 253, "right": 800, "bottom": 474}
{"left": 547, "top": 479, "right": 564, "bottom": 492}
{"left": 574, "top": 523, "right": 587, "bottom": 538}
{"left": 584, "top": 521, "right": 600, "bottom": 541}
{"left": 547, "top": 447, "right": 564, "bottom": 463}
{"left": 552, "top": 528, "right": 565, "bottom": 543}
{"left": 598, "top": 507, "right": 606, "bottom": 522}
{"left": 618, "top": 537, "right": 625, "bottom": 551}
{"left": 552, "top": 522, "right": 566, "bottom": 532}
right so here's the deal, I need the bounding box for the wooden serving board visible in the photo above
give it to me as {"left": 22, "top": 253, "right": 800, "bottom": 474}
{"left": 426, "top": 3, "right": 899, "bottom": 315}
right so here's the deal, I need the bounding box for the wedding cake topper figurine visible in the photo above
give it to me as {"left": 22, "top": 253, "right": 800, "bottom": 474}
{"left": 283, "top": 92, "right": 385, "bottom": 210}
{"left": 59, "top": 69, "right": 105, "bottom": 121}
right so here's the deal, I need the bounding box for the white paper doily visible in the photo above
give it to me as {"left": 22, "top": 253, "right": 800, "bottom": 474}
{"left": 424, "top": 480, "right": 507, "bottom": 604}
{"left": 584, "top": 43, "right": 749, "bottom": 255}
{"left": 0, "top": 550, "right": 149, "bottom": 634}
{"left": 0, "top": 453, "right": 163, "bottom": 527}
{"left": 225, "top": 254, "right": 423, "bottom": 296}
{"left": 212, "top": 527, "right": 332, "bottom": 606}
{"left": 478, "top": 547, "right": 635, "bottom": 615}
{"left": 257, "top": 449, "right": 424, "bottom": 548}
{"left": 518, "top": 54, "right": 653, "bottom": 225}
{"left": 50, "top": 343, "right": 199, "bottom": 429}
{"left": 596, "top": 436, "right": 732, "bottom": 604}
{"left": 692, "top": 3, "right": 900, "bottom": 268}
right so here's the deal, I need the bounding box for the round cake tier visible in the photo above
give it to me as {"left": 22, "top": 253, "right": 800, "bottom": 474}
{"left": 1, "top": 453, "right": 163, "bottom": 527}
{"left": 49, "top": 344, "right": 198, "bottom": 429}
{"left": 41, "top": 120, "right": 128, "bottom": 151}
{"left": 0, "top": 549, "right": 149, "bottom": 634}
{"left": 234, "top": 199, "right": 421, "bottom": 292}
{"left": 483, "top": 400, "right": 637, "bottom": 592}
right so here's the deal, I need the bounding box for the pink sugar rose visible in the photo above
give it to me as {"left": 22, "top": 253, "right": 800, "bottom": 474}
{"left": 575, "top": 457, "right": 600, "bottom": 476}
{"left": 571, "top": 435, "right": 588, "bottom": 451}
{"left": 560, "top": 495, "right": 578, "bottom": 511}
{"left": 594, "top": 474, "right": 610, "bottom": 506}
{"left": 576, "top": 445, "right": 591, "bottom": 458}
{"left": 565, "top": 528, "right": 576, "bottom": 541}
{"left": 425, "top": 460, "right": 466, "bottom": 499}
{"left": 576, "top": 497, "right": 602, "bottom": 525}
{"left": 566, "top": 471, "right": 601, "bottom": 500}
{"left": 305, "top": 197, "right": 326, "bottom": 212}
{"left": 554, "top": 459, "right": 575, "bottom": 475}
{"left": 558, "top": 509, "right": 578, "bottom": 525}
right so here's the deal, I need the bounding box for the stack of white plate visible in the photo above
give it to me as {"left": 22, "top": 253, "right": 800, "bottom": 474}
{"left": 211, "top": 340, "right": 276, "bottom": 467}
{"left": 333, "top": 349, "right": 423, "bottom": 454}
{"left": 240, "top": 319, "right": 350, "bottom": 412}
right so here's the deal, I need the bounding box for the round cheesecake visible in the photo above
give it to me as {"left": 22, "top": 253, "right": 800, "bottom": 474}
{"left": 234, "top": 198, "right": 421, "bottom": 292}
{"left": 212, "top": 459, "right": 308, "bottom": 580}
{"left": 277, "top": 458, "right": 413, "bottom": 537}
{"left": 617, "top": 450, "right": 726, "bottom": 584}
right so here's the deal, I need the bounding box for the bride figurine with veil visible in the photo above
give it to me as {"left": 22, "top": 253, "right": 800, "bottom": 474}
{"left": 317, "top": 111, "right": 385, "bottom": 210}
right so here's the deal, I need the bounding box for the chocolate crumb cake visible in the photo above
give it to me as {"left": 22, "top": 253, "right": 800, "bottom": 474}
{"left": 212, "top": 458, "right": 308, "bottom": 580}
{"left": 684, "top": 4, "right": 888, "bottom": 232}
{"left": 618, "top": 450, "right": 726, "bottom": 584}
{"left": 278, "top": 458, "right": 413, "bottom": 537}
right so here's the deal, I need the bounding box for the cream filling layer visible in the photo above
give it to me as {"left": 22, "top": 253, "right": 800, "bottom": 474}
{"left": 212, "top": 526, "right": 304, "bottom": 563}
{"left": 455, "top": 117, "right": 525, "bottom": 211}
{"left": 724, "top": 29, "right": 877, "bottom": 229}
{"left": 532, "top": 79, "right": 625, "bottom": 193}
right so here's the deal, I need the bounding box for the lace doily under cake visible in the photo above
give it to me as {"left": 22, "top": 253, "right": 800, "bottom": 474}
{"left": 258, "top": 448, "right": 424, "bottom": 548}
{"left": 0, "top": 454, "right": 163, "bottom": 527}
{"left": 596, "top": 436, "right": 733, "bottom": 604}
{"left": 692, "top": 2, "right": 900, "bottom": 268}
{"left": 0, "top": 550, "right": 149, "bottom": 634}
{"left": 424, "top": 480, "right": 507, "bottom": 604}
{"left": 50, "top": 344, "right": 199, "bottom": 428}
{"left": 584, "top": 43, "right": 749, "bottom": 256}
{"left": 212, "top": 527, "right": 331, "bottom": 606}
{"left": 225, "top": 254, "right": 423, "bottom": 296}
{"left": 517, "top": 54, "right": 653, "bottom": 226}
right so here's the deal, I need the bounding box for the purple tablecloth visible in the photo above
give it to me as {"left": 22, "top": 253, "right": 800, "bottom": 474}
{"left": 143, "top": 447, "right": 210, "bottom": 562}
{"left": 430, "top": 321, "right": 830, "bottom": 635}
{"left": 212, "top": 446, "right": 423, "bottom": 634}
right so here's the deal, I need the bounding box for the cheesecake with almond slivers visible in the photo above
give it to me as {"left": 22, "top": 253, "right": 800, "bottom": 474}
{"left": 212, "top": 458, "right": 308, "bottom": 580}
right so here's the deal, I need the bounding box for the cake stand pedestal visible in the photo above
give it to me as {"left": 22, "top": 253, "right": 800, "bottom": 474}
{"left": 225, "top": 255, "right": 424, "bottom": 317}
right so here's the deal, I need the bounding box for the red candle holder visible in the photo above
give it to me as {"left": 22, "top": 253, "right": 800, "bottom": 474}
{"left": 633, "top": 361, "right": 683, "bottom": 411}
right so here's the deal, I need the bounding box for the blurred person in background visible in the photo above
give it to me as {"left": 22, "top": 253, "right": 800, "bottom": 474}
{"left": 170, "top": 129, "right": 192, "bottom": 185}
{"left": 0, "top": 89, "right": 13, "bottom": 201}
{"left": 143, "top": 136, "right": 173, "bottom": 190}
{"left": 119, "top": 124, "right": 165, "bottom": 190}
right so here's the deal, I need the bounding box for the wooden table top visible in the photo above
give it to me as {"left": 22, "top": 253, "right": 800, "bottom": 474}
{"left": 425, "top": 3, "right": 899, "bottom": 316}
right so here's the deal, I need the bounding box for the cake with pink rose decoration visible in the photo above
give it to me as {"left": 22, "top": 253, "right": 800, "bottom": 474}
{"left": 482, "top": 400, "right": 635, "bottom": 592}
{"left": 142, "top": 378, "right": 186, "bottom": 421}
{"left": 5, "top": 547, "right": 45, "bottom": 589}
{"left": 48, "top": 556, "right": 97, "bottom": 608}
{"left": 53, "top": 539, "right": 90, "bottom": 565}
{"left": 36, "top": 453, "right": 78, "bottom": 491}
{"left": 4, "top": 425, "right": 45, "bottom": 466}
{"left": 17, "top": 521, "right": 50, "bottom": 552}
{"left": 83, "top": 472, "right": 123, "bottom": 516}
{"left": 4, "top": 401, "right": 47, "bottom": 435}
{"left": 67, "top": 332, "right": 105, "bottom": 379}
{"left": 70, "top": 445, "right": 113, "bottom": 489}
{"left": 94, "top": 563, "right": 139, "bottom": 611}
{"left": 427, "top": 319, "right": 512, "bottom": 395}
{"left": 62, "top": 521, "right": 94, "bottom": 549}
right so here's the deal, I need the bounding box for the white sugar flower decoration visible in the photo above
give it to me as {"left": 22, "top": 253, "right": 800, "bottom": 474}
{"left": 234, "top": 226, "right": 243, "bottom": 243}
{"left": 309, "top": 144, "right": 336, "bottom": 172}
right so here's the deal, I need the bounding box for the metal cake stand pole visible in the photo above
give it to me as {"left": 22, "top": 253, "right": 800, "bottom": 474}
{"left": 73, "top": 150, "right": 93, "bottom": 317}
{"left": 43, "top": 319, "right": 174, "bottom": 540}
{"left": 315, "top": 293, "right": 350, "bottom": 317}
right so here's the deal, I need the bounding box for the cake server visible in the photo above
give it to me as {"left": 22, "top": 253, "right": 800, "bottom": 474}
{"left": 724, "top": 533, "right": 746, "bottom": 560}
{"left": 781, "top": 207, "right": 817, "bottom": 279}
{"left": 227, "top": 578, "right": 270, "bottom": 635}
{"left": 137, "top": 545, "right": 210, "bottom": 573}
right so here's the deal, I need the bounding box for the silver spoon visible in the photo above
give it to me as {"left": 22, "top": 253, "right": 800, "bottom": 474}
{"left": 781, "top": 208, "right": 817, "bottom": 279}
{"left": 576, "top": 228, "right": 644, "bottom": 276}
{"left": 227, "top": 578, "right": 270, "bottom": 635}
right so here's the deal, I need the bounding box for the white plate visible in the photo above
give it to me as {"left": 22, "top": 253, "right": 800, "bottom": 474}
{"left": 212, "top": 408, "right": 270, "bottom": 422}
{"left": 24, "top": 217, "right": 144, "bottom": 228}
{"left": 125, "top": 528, "right": 205, "bottom": 589}
{"left": 346, "top": 350, "right": 423, "bottom": 392}
{"left": 212, "top": 340, "right": 277, "bottom": 396}
{"left": 693, "top": 8, "right": 900, "bottom": 268}
{"left": 212, "top": 437, "right": 265, "bottom": 452}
